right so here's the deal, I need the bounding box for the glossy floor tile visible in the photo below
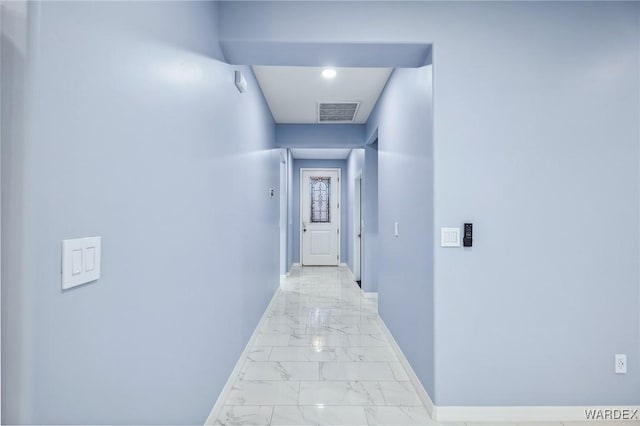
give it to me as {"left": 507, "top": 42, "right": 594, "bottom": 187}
{"left": 213, "top": 266, "right": 621, "bottom": 426}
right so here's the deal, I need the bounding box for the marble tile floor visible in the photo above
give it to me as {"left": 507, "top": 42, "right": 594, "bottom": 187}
{"left": 213, "top": 266, "right": 638, "bottom": 426}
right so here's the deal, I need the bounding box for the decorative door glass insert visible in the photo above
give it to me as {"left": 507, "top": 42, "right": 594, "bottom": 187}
{"left": 310, "top": 177, "right": 331, "bottom": 223}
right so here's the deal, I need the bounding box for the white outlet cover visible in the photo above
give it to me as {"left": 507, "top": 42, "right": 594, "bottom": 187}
{"left": 441, "top": 227, "right": 461, "bottom": 247}
{"left": 615, "top": 354, "right": 627, "bottom": 374}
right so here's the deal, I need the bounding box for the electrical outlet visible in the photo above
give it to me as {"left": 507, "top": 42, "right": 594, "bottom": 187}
{"left": 615, "top": 354, "right": 627, "bottom": 374}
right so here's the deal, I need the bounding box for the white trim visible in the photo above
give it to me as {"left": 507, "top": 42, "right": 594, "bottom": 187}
{"left": 376, "top": 314, "right": 436, "bottom": 418}
{"left": 278, "top": 150, "right": 288, "bottom": 275}
{"left": 287, "top": 262, "right": 301, "bottom": 277}
{"left": 377, "top": 314, "right": 640, "bottom": 423}
{"left": 299, "top": 168, "right": 341, "bottom": 266}
{"left": 435, "top": 405, "right": 640, "bottom": 423}
{"left": 339, "top": 262, "right": 348, "bottom": 268}
{"left": 362, "top": 291, "right": 378, "bottom": 299}
{"left": 204, "top": 288, "right": 281, "bottom": 425}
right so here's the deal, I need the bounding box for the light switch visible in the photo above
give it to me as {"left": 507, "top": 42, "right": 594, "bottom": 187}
{"left": 394, "top": 222, "right": 399, "bottom": 237}
{"left": 62, "top": 237, "right": 101, "bottom": 290}
{"left": 85, "top": 247, "right": 96, "bottom": 272}
{"left": 441, "top": 227, "right": 461, "bottom": 247}
{"left": 72, "top": 249, "right": 83, "bottom": 275}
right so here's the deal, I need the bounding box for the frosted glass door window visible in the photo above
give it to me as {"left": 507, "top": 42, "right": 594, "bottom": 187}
{"left": 310, "top": 177, "right": 331, "bottom": 223}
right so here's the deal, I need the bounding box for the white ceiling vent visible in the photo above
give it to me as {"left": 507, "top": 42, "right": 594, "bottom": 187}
{"left": 317, "top": 102, "right": 360, "bottom": 123}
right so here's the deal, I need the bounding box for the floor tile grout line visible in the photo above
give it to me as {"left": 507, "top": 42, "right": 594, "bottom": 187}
{"left": 267, "top": 405, "right": 274, "bottom": 426}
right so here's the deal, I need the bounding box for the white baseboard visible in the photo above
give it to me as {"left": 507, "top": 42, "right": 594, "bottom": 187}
{"left": 204, "top": 288, "right": 281, "bottom": 425}
{"left": 376, "top": 314, "right": 436, "bottom": 418}
{"left": 284, "top": 263, "right": 300, "bottom": 277}
{"left": 362, "top": 291, "right": 378, "bottom": 299}
{"left": 376, "top": 314, "right": 639, "bottom": 423}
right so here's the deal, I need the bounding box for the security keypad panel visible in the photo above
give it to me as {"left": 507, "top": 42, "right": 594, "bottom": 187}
{"left": 463, "top": 223, "right": 473, "bottom": 247}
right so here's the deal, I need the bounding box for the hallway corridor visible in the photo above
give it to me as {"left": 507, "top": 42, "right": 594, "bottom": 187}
{"left": 211, "top": 268, "right": 632, "bottom": 426}
{"left": 213, "top": 266, "right": 440, "bottom": 425}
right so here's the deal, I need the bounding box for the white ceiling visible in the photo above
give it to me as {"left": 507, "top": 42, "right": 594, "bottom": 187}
{"left": 252, "top": 66, "right": 392, "bottom": 124}
{"left": 291, "top": 148, "right": 351, "bottom": 160}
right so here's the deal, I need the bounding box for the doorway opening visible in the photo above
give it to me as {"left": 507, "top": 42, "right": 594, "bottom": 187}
{"left": 354, "top": 171, "right": 362, "bottom": 287}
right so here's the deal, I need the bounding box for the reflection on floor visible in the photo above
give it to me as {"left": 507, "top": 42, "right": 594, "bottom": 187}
{"left": 213, "top": 266, "right": 636, "bottom": 426}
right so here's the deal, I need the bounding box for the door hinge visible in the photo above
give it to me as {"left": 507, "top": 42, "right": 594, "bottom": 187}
{"left": 337, "top": 229, "right": 340, "bottom": 234}
{"left": 337, "top": 202, "right": 340, "bottom": 208}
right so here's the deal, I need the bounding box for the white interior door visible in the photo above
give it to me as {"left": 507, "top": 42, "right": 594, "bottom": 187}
{"left": 301, "top": 169, "right": 340, "bottom": 266}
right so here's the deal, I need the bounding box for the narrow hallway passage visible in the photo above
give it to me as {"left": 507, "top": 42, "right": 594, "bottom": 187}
{"left": 211, "top": 269, "right": 621, "bottom": 426}
{"left": 213, "top": 266, "right": 439, "bottom": 425}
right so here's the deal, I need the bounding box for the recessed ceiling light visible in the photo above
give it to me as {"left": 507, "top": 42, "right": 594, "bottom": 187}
{"left": 322, "top": 68, "right": 337, "bottom": 79}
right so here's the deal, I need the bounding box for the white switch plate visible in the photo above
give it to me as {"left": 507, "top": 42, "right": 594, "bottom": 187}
{"left": 441, "top": 227, "right": 461, "bottom": 247}
{"left": 62, "top": 237, "right": 101, "bottom": 290}
{"left": 615, "top": 354, "right": 627, "bottom": 374}
{"left": 394, "top": 222, "right": 399, "bottom": 237}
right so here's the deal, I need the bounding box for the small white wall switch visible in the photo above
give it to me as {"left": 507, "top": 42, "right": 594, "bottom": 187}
{"left": 62, "top": 237, "right": 101, "bottom": 290}
{"left": 441, "top": 227, "right": 461, "bottom": 247}
{"left": 615, "top": 354, "right": 627, "bottom": 374}
{"left": 235, "top": 70, "right": 247, "bottom": 93}
{"left": 71, "top": 249, "right": 82, "bottom": 274}
{"left": 394, "top": 222, "right": 399, "bottom": 237}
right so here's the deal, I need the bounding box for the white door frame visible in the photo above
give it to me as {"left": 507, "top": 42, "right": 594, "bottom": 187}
{"left": 279, "top": 151, "right": 287, "bottom": 276}
{"left": 299, "top": 168, "right": 341, "bottom": 266}
{"left": 353, "top": 171, "right": 362, "bottom": 281}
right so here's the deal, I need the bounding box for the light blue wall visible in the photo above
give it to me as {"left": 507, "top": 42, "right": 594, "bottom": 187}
{"left": 1, "top": 2, "right": 279, "bottom": 424}
{"left": 362, "top": 142, "right": 379, "bottom": 293}
{"left": 346, "top": 149, "right": 364, "bottom": 275}
{"left": 428, "top": 3, "right": 639, "bottom": 405}
{"left": 367, "top": 67, "right": 435, "bottom": 397}
{"left": 220, "top": 1, "right": 640, "bottom": 406}
{"left": 292, "top": 160, "right": 348, "bottom": 266}
{"left": 276, "top": 124, "right": 365, "bottom": 149}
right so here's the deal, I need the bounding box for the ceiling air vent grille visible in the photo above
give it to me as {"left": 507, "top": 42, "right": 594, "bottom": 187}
{"left": 318, "top": 102, "right": 360, "bottom": 123}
